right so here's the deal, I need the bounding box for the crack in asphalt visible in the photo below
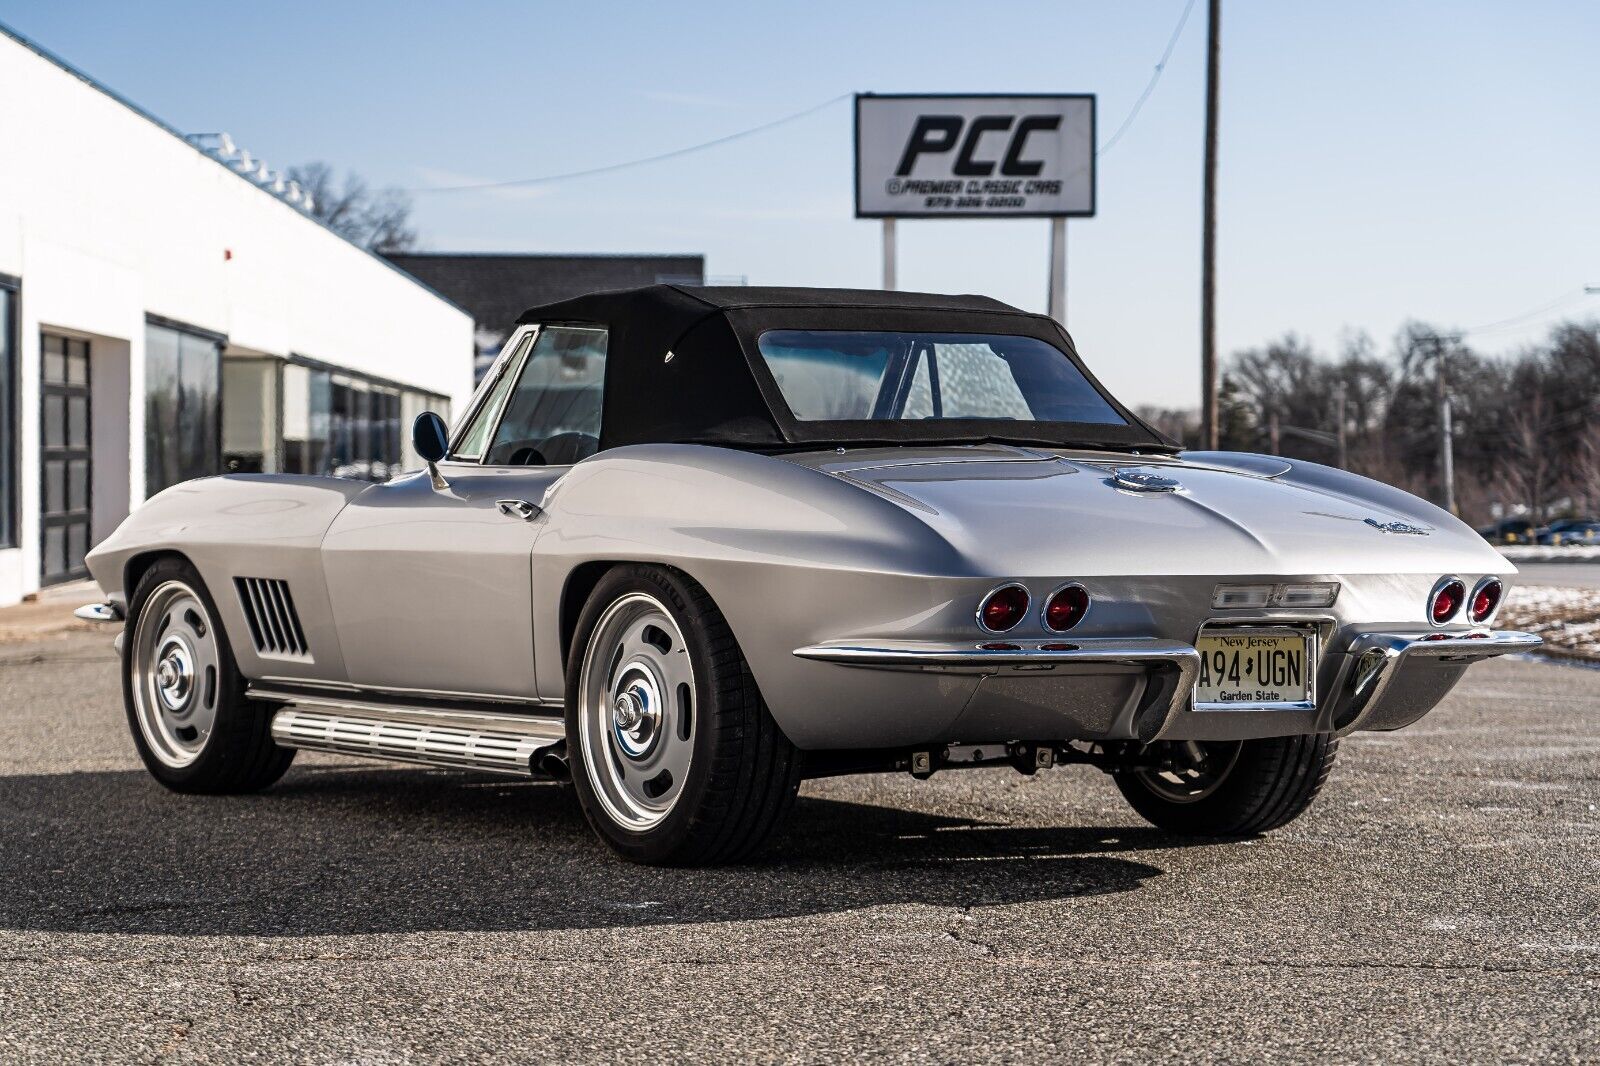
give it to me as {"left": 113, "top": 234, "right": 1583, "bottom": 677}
{"left": 0, "top": 952, "right": 1592, "bottom": 978}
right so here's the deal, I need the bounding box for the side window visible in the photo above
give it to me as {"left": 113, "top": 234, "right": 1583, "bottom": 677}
{"left": 484, "top": 326, "right": 608, "bottom": 465}
{"left": 452, "top": 332, "right": 534, "bottom": 460}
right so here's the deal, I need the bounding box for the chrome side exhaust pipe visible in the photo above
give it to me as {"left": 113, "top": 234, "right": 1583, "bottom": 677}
{"left": 265, "top": 699, "right": 565, "bottom": 779}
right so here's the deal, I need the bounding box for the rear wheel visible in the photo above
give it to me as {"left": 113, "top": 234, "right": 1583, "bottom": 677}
{"left": 566, "top": 565, "right": 802, "bottom": 865}
{"left": 123, "top": 557, "right": 294, "bottom": 793}
{"left": 1113, "top": 735, "right": 1337, "bottom": 836}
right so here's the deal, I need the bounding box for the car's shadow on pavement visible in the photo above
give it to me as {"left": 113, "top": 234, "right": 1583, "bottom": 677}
{"left": 0, "top": 763, "right": 1201, "bottom": 937}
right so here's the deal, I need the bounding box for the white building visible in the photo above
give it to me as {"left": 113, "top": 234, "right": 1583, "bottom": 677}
{"left": 0, "top": 24, "right": 475, "bottom": 607}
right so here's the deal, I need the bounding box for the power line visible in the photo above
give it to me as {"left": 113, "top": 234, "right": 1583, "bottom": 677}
{"left": 1098, "top": 0, "right": 1200, "bottom": 156}
{"left": 405, "top": 93, "right": 851, "bottom": 194}
{"left": 408, "top": 0, "right": 1200, "bottom": 197}
{"left": 1459, "top": 289, "right": 1591, "bottom": 338}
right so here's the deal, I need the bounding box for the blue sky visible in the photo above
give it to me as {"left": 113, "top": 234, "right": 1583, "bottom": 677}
{"left": 5, "top": 1, "right": 1598, "bottom": 408}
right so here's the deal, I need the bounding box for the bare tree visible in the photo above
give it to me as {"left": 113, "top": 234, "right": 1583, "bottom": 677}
{"left": 286, "top": 162, "right": 418, "bottom": 253}
{"left": 1499, "top": 391, "right": 1556, "bottom": 523}
{"left": 1218, "top": 317, "right": 1600, "bottom": 525}
{"left": 1134, "top": 405, "right": 1198, "bottom": 447}
{"left": 1566, "top": 421, "right": 1600, "bottom": 516}
{"left": 1215, "top": 373, "right": 1258, "bottom": 451}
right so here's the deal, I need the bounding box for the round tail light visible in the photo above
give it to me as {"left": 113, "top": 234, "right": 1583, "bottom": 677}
{"left": 1043, "top": 584, "right": 1090, "bottom": 632}
{"left": 978, "top": 584, "right": 1029, "bottom": 633}
{"left": 1469, "top": 578, "right": 1503, "bottom": 623}
{"left": 1428, "top": 578, "right": 1466, "bottom": 625}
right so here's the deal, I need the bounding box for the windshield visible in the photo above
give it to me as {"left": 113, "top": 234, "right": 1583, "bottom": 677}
{"left": 755, "top": 330, "right": 1125, "bottom": 426}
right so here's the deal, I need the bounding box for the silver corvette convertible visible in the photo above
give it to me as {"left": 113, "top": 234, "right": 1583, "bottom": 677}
{"left": 80, "top": 286, "right": 1538, "bottom": 864}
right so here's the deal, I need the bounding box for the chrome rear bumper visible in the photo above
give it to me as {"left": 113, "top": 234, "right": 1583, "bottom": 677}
{"left": 1329, "top": 629, "right": 1542, "bottom": 734}
{"left": 794, "top": 628, "right": 1540, "bottom": 743}
{"left": 1344, "top": 628, "right": 1543, "bottom": 661}
{"left": 797, "top": 637, "right": 1201, "bottom": 742}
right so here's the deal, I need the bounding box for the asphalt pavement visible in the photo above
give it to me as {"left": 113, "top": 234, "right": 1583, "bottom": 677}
{"left": 0, "top": 631, "right": 1595, "bottom": 1064}
{"left": 1513, "top": 561, "right": 1600, "bottom": 589}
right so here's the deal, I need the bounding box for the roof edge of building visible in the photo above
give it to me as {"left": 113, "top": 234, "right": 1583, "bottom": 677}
{"left": 0, "top": 18, "right": 472, "bottom": 322}
{"left": 385, "top": 252, "right": 706, "bottom": 262}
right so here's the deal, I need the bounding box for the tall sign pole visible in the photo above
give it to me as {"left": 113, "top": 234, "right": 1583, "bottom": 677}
{"left": 882, "top": 218, "right": 897, "bottom": 290}
{"left": 1047, "top": 217, "right": 1067, "bottom": 324}
{"left": 1200, "top": 0, "right": 1221, "bottom": 449}
{"left": 855, "top": 93, "right": 1095, "bottom": 313}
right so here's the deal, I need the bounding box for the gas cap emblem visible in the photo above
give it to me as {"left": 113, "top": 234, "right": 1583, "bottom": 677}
{"left": 1110, "top": 467, "right": 1183, "bottom": 493}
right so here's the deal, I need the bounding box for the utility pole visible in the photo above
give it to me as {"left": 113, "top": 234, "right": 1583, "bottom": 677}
{"left": 1199, "top": 0, "right": 1221, "bottom": 449}
{"left": 1435, "top": 335, "right": 1456, "bottom": 515}
{"left": 1268, "top": 411, "right": 1280, "bottom": 455}
{"left": 1334, "top": 381, "right": 1348, "bottom": 469}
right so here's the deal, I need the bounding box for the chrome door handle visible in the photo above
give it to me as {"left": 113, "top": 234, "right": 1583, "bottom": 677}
{"left": 496, "top": 499, "right": 541, "bottom": 521}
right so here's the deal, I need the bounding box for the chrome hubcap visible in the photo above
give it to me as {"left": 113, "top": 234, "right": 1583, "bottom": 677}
{"left": 155, "top": 640, "right": 196, "bottom": 710}
{"left": 579, "top": 592, "right": 696, "bottom": 831}
{"left": 130, "top": 581, "right": 221, "bottom": 768}
{"left": 610, "top": 681, "right": 659, "bottom": 758}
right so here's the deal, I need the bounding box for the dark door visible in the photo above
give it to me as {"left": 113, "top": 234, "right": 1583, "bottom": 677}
{"left": 40, "top": 333, "right": 91, "bottom": 584}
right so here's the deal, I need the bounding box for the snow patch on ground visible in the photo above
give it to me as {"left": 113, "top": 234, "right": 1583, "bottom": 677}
{"left": 1501, "top": 585, "right": 1600, "bottom": 659}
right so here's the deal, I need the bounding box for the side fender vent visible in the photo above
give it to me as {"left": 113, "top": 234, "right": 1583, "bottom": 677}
{"left": 235, "top": 578, "right": 311, "bottom": 660}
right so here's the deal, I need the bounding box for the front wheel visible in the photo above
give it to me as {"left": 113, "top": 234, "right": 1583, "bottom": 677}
{"left": 1113, "top": 735, "right": 1338, "bottom": 836}
{"left": 565, "top": 565, "right": 802, "bottom": 865}
{"left": 122, "top": 557, "right": 294, "bottom": 793}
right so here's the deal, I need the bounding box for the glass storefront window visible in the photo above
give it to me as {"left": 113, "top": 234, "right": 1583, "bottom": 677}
{"left": 149, "top": 329, "right": 447, "bottom": 492}
{"left": 282, "top": 363, "right": 311, "bottom": 474}
{"left": 277, "top": 358, "right": 448, "bottom": 481}
{"left": 400, "top": 391, "right": 451, "bottom": 470}
{"left": 222, "top": 357, "right": 279, "bottom": 474}
{"left": 145, "top": 320, "right": 221, "bottom": 495}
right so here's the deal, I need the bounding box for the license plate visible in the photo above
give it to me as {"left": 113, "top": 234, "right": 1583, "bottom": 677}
{"left": 1193, "top": 628, "right": 1314, "bottom": 709}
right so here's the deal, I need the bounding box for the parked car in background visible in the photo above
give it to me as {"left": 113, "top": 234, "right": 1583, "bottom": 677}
{"left": 1536, "top": 519, "right": 1600, "bottom": 546}
{"left": 1478, "top": 518, "right": 1539, "bottom": 545}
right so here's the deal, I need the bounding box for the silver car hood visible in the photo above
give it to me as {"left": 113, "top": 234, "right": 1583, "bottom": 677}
{"left": 785, "top": 445, "right": 1510, "bottom": 578}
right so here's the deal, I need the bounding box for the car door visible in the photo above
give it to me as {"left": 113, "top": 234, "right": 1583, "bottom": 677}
{"left": 321, "top": 324, "right": 608, "bottom": 701}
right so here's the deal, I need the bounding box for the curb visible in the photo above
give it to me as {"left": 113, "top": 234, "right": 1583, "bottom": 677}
{"left": 1500, "top": 546, "right": 1600, "bottom": 563}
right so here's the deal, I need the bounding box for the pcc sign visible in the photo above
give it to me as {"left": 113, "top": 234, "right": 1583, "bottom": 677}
{"left": 855, "top": 94, "right": 1096, "bottom": 219}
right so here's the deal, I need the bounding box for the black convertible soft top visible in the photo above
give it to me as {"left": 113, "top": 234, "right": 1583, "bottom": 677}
{"left": 514, "top": 285, "right": 1175, "bottom": 453}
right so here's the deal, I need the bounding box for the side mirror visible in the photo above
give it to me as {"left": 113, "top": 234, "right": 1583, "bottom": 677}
{"left": 412, "top": 412, "right": 450, "bottom": 490}
{"left": 412, "top": 411, "right": 449, "bottom": 463}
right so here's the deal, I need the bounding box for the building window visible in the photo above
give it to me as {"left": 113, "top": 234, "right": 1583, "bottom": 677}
{"left": 281, "top": 359, "right": 448, "bottom": 481}
{"left": 223, "top": 357, "right": 280, "bottom": 474}
{"left": 0, "top": 279, "right": 18, "bottom": 548}
{"left": 145, "top": 319, "right": 222, "bottom": 496}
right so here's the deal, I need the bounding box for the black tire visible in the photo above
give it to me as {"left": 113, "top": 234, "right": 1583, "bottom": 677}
{"left": 565, "top": 564, "right": 802, "bottom": 865}
{"left": 122, "top": 556, "right": 294, "bottom": 793}
{"left": 1113, "top": 735, "right": 1338, "bottom": 836}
